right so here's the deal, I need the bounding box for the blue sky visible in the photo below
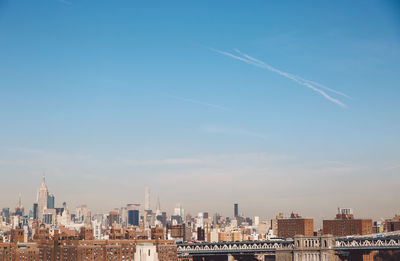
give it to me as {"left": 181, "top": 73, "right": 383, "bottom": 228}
{"left": 0, "top": 0, "right": 399, "bottom": 221}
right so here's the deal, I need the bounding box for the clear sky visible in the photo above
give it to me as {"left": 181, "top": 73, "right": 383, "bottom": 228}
{"left": 0, "top": 0, "right": 399, "bottom": 222}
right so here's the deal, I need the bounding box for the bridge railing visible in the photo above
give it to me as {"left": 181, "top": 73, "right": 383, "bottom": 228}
{"left": 334, "top": 236, "right": 400, "bottom": 250}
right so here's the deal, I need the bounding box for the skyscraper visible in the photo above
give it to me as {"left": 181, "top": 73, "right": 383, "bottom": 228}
{"left": 155, "top": 196, "right": 161, "bottom": 216}
{"left": 15, "top": 194, "right": 24, "bottom": 216}
{"left": 33, "top": 203, "right": 38, "bottom": 220}
{"left": 127, "top": 204, "right": 140, "bottom": 227}
{"left": 145, "top": 187, "right": 150, "bottom": 211}
{"left": 234, "top": 203, "right": 238, "bottom": 217}
{"left": 47, "top": 194, "right": 55, "bottom": 209}
{"left": 128, "top": 209, "right": 139, "bottom": 226}
{"left": 37, "top": 176, "right": 48, "bottom": 221}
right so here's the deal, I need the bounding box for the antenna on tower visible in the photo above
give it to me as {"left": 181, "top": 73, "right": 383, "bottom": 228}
{"left": 42, "top": 171, "right": 46, "bottom": 182}
{"left": 145, "top": 187, "right": 150, "bottom": 211}
{"left": 156, "top": 196, "right": 161, "bottom": 212}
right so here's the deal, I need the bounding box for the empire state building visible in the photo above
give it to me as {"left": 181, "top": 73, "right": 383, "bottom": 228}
{"left": 37, "top": 176, "right": 48, "bottom": 221}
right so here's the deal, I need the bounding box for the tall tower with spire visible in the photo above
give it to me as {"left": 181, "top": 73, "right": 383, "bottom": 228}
{"left": 37, "top": 176, "right": 49, "bottom": 221}
{"left": 155, "top": 196, "right": 161, "bottom": 216}
{"left": 145, "top": 187, "right": 150, "bottom": 211}
{"left": 15, "top": 193, "right": 24, "bottom": 216}
{"left": 18, "top": 193, "right": 22, "bottom": 209}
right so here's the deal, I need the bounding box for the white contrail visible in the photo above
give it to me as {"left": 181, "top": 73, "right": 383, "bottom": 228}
{"left": 209, "top": 48, "right": 263, "bottom": 68}
{"left": 234, "top": 49, "right": 350, "bottom": 99}
{"left": 212, "top": 48, "right": 347, "bottom": 107}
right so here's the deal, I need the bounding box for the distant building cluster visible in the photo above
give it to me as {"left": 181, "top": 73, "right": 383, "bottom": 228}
{"left": 0, "top": 178, "right": 399, "bottom": 260}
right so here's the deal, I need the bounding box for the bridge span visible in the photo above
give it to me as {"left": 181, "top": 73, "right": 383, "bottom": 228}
{"left": 177, "top": 234, "right": 400, "bottom": 261}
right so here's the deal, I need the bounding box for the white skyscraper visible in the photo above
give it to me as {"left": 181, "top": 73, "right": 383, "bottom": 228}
{"left": 145, "top": 187, "right": 150, "bottom": 211}
{"left": 196, "top": 212, "right": 204, "bottom": 229}
{"left": 37, "top": 176, "right": 48, "bottom": 221}
{"left": 174, "top": 203, "right": 184, "bottom": 217}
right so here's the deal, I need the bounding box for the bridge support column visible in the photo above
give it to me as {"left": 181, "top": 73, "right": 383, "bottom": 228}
{"left": 227, "top": 254, "right": 237, "bottom": 261}
{"left": 362, "top": 251, "right": 374, "bottom": 261}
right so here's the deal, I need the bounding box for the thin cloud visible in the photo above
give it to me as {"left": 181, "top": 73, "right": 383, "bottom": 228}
{"left": 202, "top": 125, "right": 267, "bottom": 140}
{"left": 383, "top": 164, "right": 400, "bottom": 171}
{"left": 167, "top": 95, "right": 231, "bottom": 111}
{"left": 122, "top": 157, "right": 203, "bottom": 166}
{"left": 122, "top": 152, "right": 291, "bottom": 167}
{"left": 211, "top": 48, "right": 348, "bottom": 108}
{"left": 57, "top": 0, "right": 72, "bottom": 5}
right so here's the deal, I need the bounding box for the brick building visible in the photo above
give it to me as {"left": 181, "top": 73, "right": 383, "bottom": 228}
{"left": 0, "top": 239, "right": 177, "bottom": 261}
{"left": 277, "top": 213, "right": 314, "bottom": 239}
{"left": 323, "top": 208, "right": 372, "bottom": 236}
{"left": 151, "top": 226, "right": 164, "bottom": 240}
{"left": 167, "top": 224, "right": 191, "bottom": 242}
{"left": 385, "top": 215, "right": 400, "bottom": 232}
{"left": 218, "top": 231, "right": 242, "bottom": 242}
{"left": 109, "top": 210, "right": 120, "bottom": 227}
{"left": 10, "top": 229, "right": 24, "bottom": 243}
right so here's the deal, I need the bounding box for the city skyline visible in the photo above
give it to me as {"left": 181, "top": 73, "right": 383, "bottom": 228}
{"left": 1, "top": 0, "right": 400, "bottom": 221}
{"left": 2, "top": 176, "right": 398, "bottom": 230}
{"left": 1, "top": 175, "right": 399, "bottom": 261}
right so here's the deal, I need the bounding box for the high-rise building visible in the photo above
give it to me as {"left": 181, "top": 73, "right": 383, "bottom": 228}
{"left": 145, "top": 187, "right": 150, "bottom": 211}
{"left": 14, "top": 194, "right": 24, "bottom": 216}
{"left": 197, "top": 227, "right": 205, "bottom": 241}
{"left": 76, "top": 205, "right": 90, "bottom": 224}
{"left": 144, "top": 209, "right": 153, "bottom": 228}
{"left": 173, "top": 204, "right": 184, "bottom": 218}
{"left": 47, "top": 194, "right": 55, "bottom": 209}
{"left": 155, "top": 196, "right": 161, "bottom": 216}
{"left": 213, "top": 213, "right": 221, "bottom": 226}
{"left": 33, "top": 203, "right": 38, "bottom": 220}
{"left": 196, "top": 212, "right": 204, "bottom": 229}
{"left": 161, "top": 212, "right": 167, "bottom": 227}
{"left": 2, "top": 208, "right": 10, "bottom": 220}
{"left": 37, "top": 176, "right": 48, "bottom": 221}
{"left": 43, "top": 210, "right": 55, "bottom": 225}
{"left": 126, "top": 203, "right": 140, "bottom": 227}
{"left": 234, "top": 203, "right": 238, "bottom": 217}
{"left": 92, "top": 219, "right": 102, "bottom": 239}
{"left": 109, "top": 211, "right": 120, "bottom": 227}
{"left": 128, "top": 210, "right": 139, "bottom": 226}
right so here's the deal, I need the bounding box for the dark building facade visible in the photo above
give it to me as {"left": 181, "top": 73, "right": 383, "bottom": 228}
{"left": 234, "top": 203, "right": 238, "bottom": 218}
{"left": 33, "top": 203, "right": 38, "bottom": 220}
{"left": 47, "top": 194, "right": 55, "bottom": 209}
{"left": 128, "top": 209, "right": 139, "bottom": 226}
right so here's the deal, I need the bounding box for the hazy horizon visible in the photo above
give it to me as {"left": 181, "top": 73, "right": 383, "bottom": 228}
{"left": 0, "top": 0, "right": 399, "bottom": 223}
